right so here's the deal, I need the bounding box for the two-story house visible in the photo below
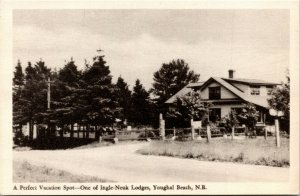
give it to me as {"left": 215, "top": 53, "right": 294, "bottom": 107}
{"left": 165, "top": 70, "right": 279, "bottom": 126}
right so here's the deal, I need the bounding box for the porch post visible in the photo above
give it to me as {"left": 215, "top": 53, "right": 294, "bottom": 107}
{"left": 275, "top": 118, "right": 280, "bottom": 148}
{"left": 191, "top": 118, "right": 195, "bottom": 141}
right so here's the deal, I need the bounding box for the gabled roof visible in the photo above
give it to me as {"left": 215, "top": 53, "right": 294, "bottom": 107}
{"left": 222, "top": 78, "right": 280, "bottom": 85}
{"left": 165, "top": 82, "right": 204, "bottom": 104}
{"left": 200, "top": 77, "right": 270, "bottom": 108}
{"left": 165, "top": 76, "right": 276, "bottom": 108}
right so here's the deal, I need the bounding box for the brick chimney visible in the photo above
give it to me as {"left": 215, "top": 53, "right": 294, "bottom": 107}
{"left": 228, "top": 69, "right": 235, "bottom": 79}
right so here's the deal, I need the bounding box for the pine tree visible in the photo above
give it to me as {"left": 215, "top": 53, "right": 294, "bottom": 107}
{"left": 21, "top": 60, "right": 50, "bottom": 140}
{"left": 51, "top": 59, "right": 81, "bottom": 138}
{"left": 115, "top": 76, "right": 132, "bottom": 122}
{"left": 13, "top": 60, "right": 25, "bottom": 134}
{"left": 129, "top": 79, "right": 153, "bottom": 126}
{"left": 13, "top": 60, "right": 25, "bottom": 87}
{"left": 79, "top": 50, "right": 119, "bottom": 128}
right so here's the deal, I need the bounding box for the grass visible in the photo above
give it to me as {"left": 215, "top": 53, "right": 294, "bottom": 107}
{"left": 137, "top": 137, "right": 290, "bottom": 167}
{"left": 13, "top": 160, "right": 113, "bottom": 182}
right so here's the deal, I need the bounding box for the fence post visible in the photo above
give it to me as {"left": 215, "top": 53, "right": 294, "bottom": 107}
{"left": 275, "top": 118, "right": 280, "bottom": 148}
{"left": 173, "top": 127, "right": 176, "bottom": 137}
{"left": 159, "top": 113, "right": 165, "bottom": 140}
{"left": 206, "top": 125, "right": 211, "bottom": 143}
{"left": 191, "top": 118, "right": 195, "bottom": 140}
{"left": 264, "top": 127, "right": 267, "bottom": 140}
{"left": 231, "top": 126, "right": 235, "bottom": 140}
{"left": 113, "top": 129, "right": 119, "bottom": 144}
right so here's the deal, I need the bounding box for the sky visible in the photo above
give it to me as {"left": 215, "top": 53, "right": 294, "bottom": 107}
{"left": 13, "top": 9, "right": 289, "bottom": 90}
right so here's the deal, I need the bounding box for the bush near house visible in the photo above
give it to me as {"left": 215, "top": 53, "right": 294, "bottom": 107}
{"left": 137, "top": 138, "right": 289, "bottom": 167}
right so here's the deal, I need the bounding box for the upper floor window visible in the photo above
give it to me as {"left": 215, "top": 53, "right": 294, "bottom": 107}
{"left": 209, "top": 86, "right": 221, "bottom": 99}
{"left": 250, "top": 86, "right": 260, "bottom": 95}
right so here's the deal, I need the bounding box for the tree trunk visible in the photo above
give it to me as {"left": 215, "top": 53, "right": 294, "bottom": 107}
{"left": 29, "top": 120, "right": 33, "bottom": 141}
{"left": 70, "top": 124, "right": 74, "bottom": 139}
{"left": 77, "top": 125, "right": 80, "bottom": 138}
{"left": 59, "top": 127, "right": 63, "bottom": 138}
{"left": 86, "top": 124, "right": 89, "bottom": 139}
{"left": 95, "top": 125, "right": 99, "bottom": 140}
{"left": 83, "top": 125, "right": 86, "bottom": 139}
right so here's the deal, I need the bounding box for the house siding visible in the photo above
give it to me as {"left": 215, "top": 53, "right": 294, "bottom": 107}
{"left": 231, "top": 83, "right": 250, "bottom": 94}
{"left": 210, "top": 103, "right": 244, "bottom": 118}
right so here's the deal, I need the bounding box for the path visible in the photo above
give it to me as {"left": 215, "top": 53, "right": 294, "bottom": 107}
{"left": 13, "top": 142, "right": 289, "bottom": 182}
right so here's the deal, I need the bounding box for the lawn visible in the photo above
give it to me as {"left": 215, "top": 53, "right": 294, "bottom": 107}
{"left": 136, "top": 137, "right": 289, "bottom": 167}
{"left": 13, "top": 160, "right": 113, "bottom": 182}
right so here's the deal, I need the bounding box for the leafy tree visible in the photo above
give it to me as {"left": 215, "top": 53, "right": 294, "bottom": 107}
{"left": 152, "top": 59, "right": 200, "bottom": 105}
{"left": 129, "top": 79, "right": 153, "bottom": 126}
{"left": 268, "top": 74, "right": 290, "bottom": 132}
{"left": 237, "top": 103, "right": 259, "bottom": 137}
{"left": 167, "top": 90, "right": 210, "bottom": 128}
{"left": 115, "top": 76, "right": 132, "bottom": 122}
{"left": 221, "top": 110, "right": 239, "bottom": 138}
{"left": 268, "top": 76, "right": 290, "bottom": 119}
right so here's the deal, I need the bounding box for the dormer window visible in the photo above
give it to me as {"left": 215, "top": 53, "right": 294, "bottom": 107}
{"left": 250, "top": 85, "right": 260, "bottom": 95}
{"left": 209, "top": 86, "right": 221, "bottom": 99}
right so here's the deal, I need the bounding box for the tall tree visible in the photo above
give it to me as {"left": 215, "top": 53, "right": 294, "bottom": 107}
{"left": 50, "top": 59, "right": 81, "bottom": 136}
{"left": 268, "top": 74, "right": 290, "bottom": 132}
{"left": 129, "top": 79, "right": 153, "bottom": 126}
{"left": 13, "top": 60, "right": 25, "bottom": 130}
{"left": 115, "top": 76, "right": 132, "bottom": 122}
{"left": 21, "top": 60, "right": 49, "bottom": 140}
{"left": 152, "top": 59, "right": 200, "bottom": 105}
{"left": 79, "top": 50, "right": 119, "bottom": 127}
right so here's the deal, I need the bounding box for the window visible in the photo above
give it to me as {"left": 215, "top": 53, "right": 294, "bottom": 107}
{"left": 250, "top": 86, "right": 260, "bottom": 95}
{"left": 209, "top": 108, "right": 221, "bottom": 122}
{"left": 257, "top": 111, "right": 265, "bottom": 123}
{"left": 266, "top": 85, "right": 273, "bottom": 95}
{"left": 209, "top": 86, "right": 221, "bottom": 99}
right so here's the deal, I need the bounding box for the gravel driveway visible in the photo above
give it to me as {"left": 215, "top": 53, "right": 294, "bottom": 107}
{"left": 13, "top": 142, "right": 289, "bottom": 182}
